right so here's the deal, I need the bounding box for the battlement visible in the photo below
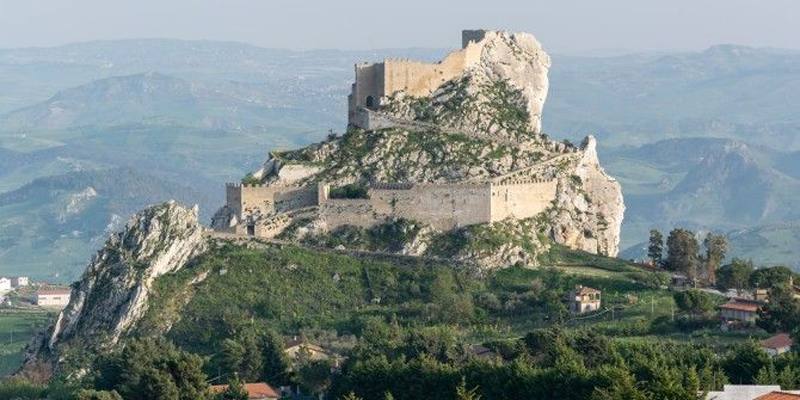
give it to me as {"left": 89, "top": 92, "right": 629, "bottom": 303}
{"left": 348, "top": 30, "right": 488, "bottom": 128}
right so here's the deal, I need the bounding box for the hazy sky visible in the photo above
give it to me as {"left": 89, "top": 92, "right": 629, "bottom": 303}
{"left": 0, "top": 0, "right": 798, "bottom": 53}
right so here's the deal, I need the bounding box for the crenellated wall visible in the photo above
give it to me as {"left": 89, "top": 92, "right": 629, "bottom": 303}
{"left": 489, "top": 179, "right": 557, "bottom": 221}
{"left": 348, "top": 30, "right": 484, "bottom": 128}
{"left": 224, "top": 178, "right": 557, "bottom": 236}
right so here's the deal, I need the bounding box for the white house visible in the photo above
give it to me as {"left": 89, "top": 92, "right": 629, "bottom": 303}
{"left": 0, "top": 277, "right": 11, "bottom": 294}
{"left": 36, "top": 288, "right": 71, "bottom": 308}
{"left": 706, "top": 385, "right": 800, "bottom": 399}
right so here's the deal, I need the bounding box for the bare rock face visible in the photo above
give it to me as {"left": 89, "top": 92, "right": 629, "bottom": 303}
{"left": 29, "top": 201, "right": 206, "bottom": 375}
{"left": 549, "top": 136, "right": 624, "bottom": 256}
{"left": 465, "top": 31, "right": 551, "bottom": 134}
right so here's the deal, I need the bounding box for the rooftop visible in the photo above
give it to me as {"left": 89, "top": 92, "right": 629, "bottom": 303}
{"left": 574, "top": 286, "right": 601, "bottom": 295}
{"left": 755, "top": 392, "right": 800, "bottom": 400}
{"left": 719, "top": 300, "right": 760, "bottom": 313}
{"left": 210, "top": 382, "right": 279, "bottom": 399}
{"left": 761, "top": 333, "right": 793, "bottom": 350}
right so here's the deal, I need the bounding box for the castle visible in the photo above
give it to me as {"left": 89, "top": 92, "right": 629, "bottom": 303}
{"left": 348, "top": 30, "right": 490, "bottom": 129}
{"left": 213, "top": 30, "right": 563, "bottom": 240}
{"left": 218, "top": 178, "right": 557, "bottom": 238}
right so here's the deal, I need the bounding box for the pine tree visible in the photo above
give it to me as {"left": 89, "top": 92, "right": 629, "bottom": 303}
{"left": 648, "top": 229, "right": 664, "bottom": 266}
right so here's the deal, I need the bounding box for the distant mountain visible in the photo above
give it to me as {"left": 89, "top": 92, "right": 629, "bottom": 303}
{"left": 607, "top": 137, "right": 800, "bottom": 267}
{"left": 546, "top": 45, "right": 800, "bottom": 149}
{"left": 0, "top": 167, "right": 214, "bottom": 281}
{"left": 0, "top": 72, "right": 336, "bottom": 132}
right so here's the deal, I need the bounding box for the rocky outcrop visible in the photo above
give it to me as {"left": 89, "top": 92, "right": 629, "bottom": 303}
{"left": 28, "top": 201, "right": 207, "bottom": 375}
{"left": 549, "top": 136, "right": 624, "bottom": 256}
{"left": 221, "top": 29, "right": 624, "bottom": 266}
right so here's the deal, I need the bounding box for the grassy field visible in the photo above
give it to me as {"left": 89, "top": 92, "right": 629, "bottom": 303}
{"left": 0, "top": 309, "right": 54, "bottom": 376}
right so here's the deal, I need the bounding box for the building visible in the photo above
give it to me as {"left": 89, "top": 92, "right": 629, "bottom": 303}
{"left": 0, "top": 277, "right": 10, "bottom": 293}
{"left": 761, "top": 333, "right": 793, "bottom": 357}
{"left": 210, "top": 382, "right": 279, "bottom": 400}
{"left": 706, "top": 385, "right": 800, "bottom": 400}
{"left": 568, "top": 286, "right": 601, "bottom": 314}
{"left": 719, "top": 299, "right": 762, "bottom": 323}
{"left": 35, "top": 288, "right": 71, "bottom": 308}
{"left": 283, "top": 338, "right": 343, "bottom": 369}
{"left": 348, "top": 30, "right": 491, "bottom": 129}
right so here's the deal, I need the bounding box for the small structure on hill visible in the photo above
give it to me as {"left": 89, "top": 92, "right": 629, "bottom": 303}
{"left": 706, "top": 385, "right": 800, "bottom": 399}
{"left": 283, "top": 338, "right": 343, "bottom": 369}
{"left": 210, "top": 382, "right": 279, "bottom": 400}
{"left": 0, "top": 277, "right": 10, "bottom": 294}
{"left": 468, "top": 344, "right": 501, "bottom": 361}
{"left": 568, "top": 285, "right": 601, "bottom": 314}
{"left": 719, "top": 299, "right": 762, "bottom": 323}
{"left": 35, "top": 288, "right": 71, "bottom": 309}
{"left": 761, "top": 333, "right": 793, "bottom": 357}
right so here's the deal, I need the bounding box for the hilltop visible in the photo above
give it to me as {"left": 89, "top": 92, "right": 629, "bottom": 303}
{"left": 212, "top": 30, "right": 624, "bottom": 267}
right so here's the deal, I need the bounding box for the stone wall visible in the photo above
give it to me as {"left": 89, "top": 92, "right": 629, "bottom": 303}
{"left": 227, "top": 183, "right": 318, "bottom": 220}
{"left": 227, "top": 178, "right": 558, "bottom": 236}
{"left": 490, "top": 179, "right": 557, "bottom": 221}
{"left": 369, "top": 183, "right": 492, "bottom": 230}
{"left": 348, "top": 30, "right": 483, "bottom": 128}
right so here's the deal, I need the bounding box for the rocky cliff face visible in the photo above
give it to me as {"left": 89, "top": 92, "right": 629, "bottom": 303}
{"left": 28, "top": 201, "right": 206, "bottom": 375}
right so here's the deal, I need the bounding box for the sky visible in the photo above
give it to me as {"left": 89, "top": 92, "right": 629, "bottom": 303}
{"left": 0, "top": 0, "right": 798, "bottom": 53}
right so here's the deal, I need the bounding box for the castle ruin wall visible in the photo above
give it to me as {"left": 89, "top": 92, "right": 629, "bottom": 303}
{"left": 489, "top": 180, "right": 557, "bottom": 222}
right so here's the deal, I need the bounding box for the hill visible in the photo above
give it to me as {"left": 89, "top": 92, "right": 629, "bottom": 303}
{"left": 0, "top": 168, "right": 213, "bottom": 281}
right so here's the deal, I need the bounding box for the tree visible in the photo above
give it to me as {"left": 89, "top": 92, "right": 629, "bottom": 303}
{"left": 703, "top": 233, "right": 728, "bottom": 285}
{"left": 455, "top": 377, "right": 482, "bottom": 400}
{"left": 220, "top": 328, "right": 263, "bottom": 383}
{"left": 757, "top": 283, "right": 800, "bottom": 333}
{"left": 217, "top": 375, "right": 248, "bottom": 400}
{"left": 723, "top": 341, "right": 771, "bottom": 384}
{"left": 94, "top": 338, "right": 211, "bottom": 400}
{"left": 648, "top": 229, "right": 664, "bottom": 267}
{"left": 666, "top": 229, "right": 700, "bottom": 282}
{"left": 673, "top": 290, "right": 715, "bottom": 316}
{"left": 75, "top": 390, "right": 123, "bottom": 400}
{"left": 751, "top": 266, "right": 794, "bottom": 289}
{"left": 260, "top": 329, "right": 292, "bottom": 386}
{"left": 296, "top": 359, "right": 333, "bottom": 396}
{"left": 717, "top": 259, "right": 754, "bottom": 294}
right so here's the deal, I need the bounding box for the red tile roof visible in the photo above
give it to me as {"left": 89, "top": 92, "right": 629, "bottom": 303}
{"left": 719, "top": 300, "right": 760, "bottom": 313}
{"left": 762, "top": 333, "right": 794, "bottom": 350}
{"left": 210, "top": 382, "right": 279, "bottom": 399}
{"left": 755, "top": 392, "right": 800, "bottom": 400}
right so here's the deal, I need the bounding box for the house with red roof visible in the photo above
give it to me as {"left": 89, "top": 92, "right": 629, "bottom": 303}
{"left": 210, "top": 382, "right": 280, "bottom": 400}
{"left": 719, "top": 299, "right": 761, "bottom": 323}
{"left": 761, "top": 333, "right": 793, "bottom": 357}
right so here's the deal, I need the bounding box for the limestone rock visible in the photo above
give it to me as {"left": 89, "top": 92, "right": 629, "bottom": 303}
{"left": 28, "top": 201, "right": 207, "bottom": 375}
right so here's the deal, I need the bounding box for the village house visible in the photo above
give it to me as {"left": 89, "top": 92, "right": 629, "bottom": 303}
{"left": 719, "top": 299, "right": 762, "bottom": 323}
{"left": 761, "top": 333, "right": 793, "bottom": 357}
{"left": 0, "top": 277, "right": 11, "bottom": 294}
{"left": 210, "top": 382, "right": 279, "bottom": 400}
{"left": 283, "top": 338, "right": 344, "bottom": 369}
{"left": 707, "top": 385, "right": 800, "bottom": 399}
{"left": 568, "top": 286, "right": 602, "bottom": 314}
{"left": 35, "top": 288, "right": 71, "bottom": 309}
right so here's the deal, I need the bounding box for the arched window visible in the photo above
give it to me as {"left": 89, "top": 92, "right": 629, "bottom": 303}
{"left": 365, "top": 95, "right": 375, "bottom": 108}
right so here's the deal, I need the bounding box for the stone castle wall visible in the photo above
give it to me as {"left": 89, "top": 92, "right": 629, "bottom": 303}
{"left": 348, "top": 30, "right": 484, "bottom": 128}
{"left": 490, "top": 179, "right": 557, "bottom": 221}
{"left": 225, "top": 177, "right": 557, "bottom": 235}
{"left": 227, "top": 183, "right": 317, "bottom": 220}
